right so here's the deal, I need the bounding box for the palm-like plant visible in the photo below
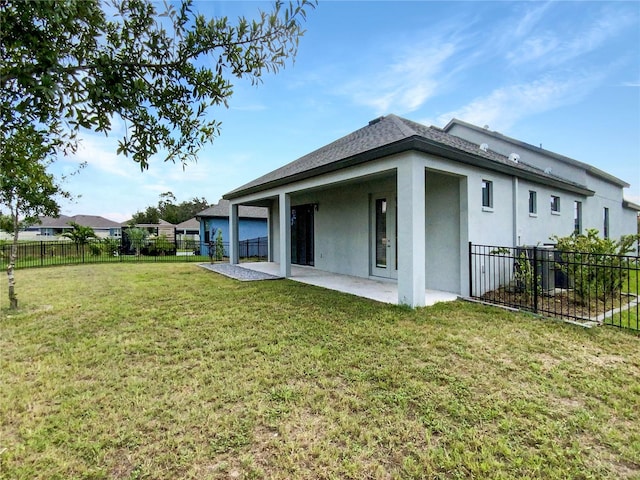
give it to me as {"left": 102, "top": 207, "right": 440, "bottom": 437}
{"left": 61, "top": 222, "right": 98, "bottom": 254}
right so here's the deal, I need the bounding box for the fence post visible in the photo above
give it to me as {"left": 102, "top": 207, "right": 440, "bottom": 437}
{"left": 468, "top": 242, "right": 473, "bottom": 298}
{"left": 41, "top": 241, "right": 44, "bottom": 267}
{"left": 533, "top": 246, "right": 538, "bottom": 314}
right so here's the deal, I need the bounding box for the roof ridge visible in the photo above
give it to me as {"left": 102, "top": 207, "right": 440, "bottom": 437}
{"left": 385, "top": 114, "right": 419, "bottom": 138}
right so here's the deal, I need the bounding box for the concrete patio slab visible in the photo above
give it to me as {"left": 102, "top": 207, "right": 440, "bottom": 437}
{"left": 237, "top": 262, "right": 459, "bottom": 306}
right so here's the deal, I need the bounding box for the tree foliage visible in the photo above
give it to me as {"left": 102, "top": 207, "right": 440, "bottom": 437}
{"left": 131, "top": 191, "right": 209, "bottom": 225}
{"left": 125, "top": 227, "right": 148, "bottom": 256}
{"left": 1, "top": 0, "right": 316, "bottom": 169}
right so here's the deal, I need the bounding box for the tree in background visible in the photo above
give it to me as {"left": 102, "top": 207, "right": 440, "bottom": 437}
{"left": 61, "top": 221, "right": 98, "bottom": 255}
{"left": 0, "top": 126, "right": 72, "bottom": 309}
{"left": 125, "top": 227, "right": 148, "bottom": 256}
{"left": 131, "top": 191, "right": 210, "bottom": 225}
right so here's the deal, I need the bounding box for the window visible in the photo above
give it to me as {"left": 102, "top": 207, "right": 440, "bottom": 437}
{"left": 574, "top": 201, "right": 582, "bottom": 234}
{"left": 603, "top": 207, "right": 610, "bottom": 239}
{"left": 482, "top": 180, "right": 493, "bottom": 208}
{"left": 550, "top": 195, "right": 560, "bottom": 213}
{"left": 529, "top": 191, "right": 537, "bottom": 214}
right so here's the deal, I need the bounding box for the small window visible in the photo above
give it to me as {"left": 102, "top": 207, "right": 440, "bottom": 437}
{"left": 574, "top": 201, "right": 582, "bottom": 234}
{"left": 603, "top": 207, "right": 609, "bottom": 239}
{"left": 550, "top": 195, "right": 560, "bottom": 213}
{"left": 482, "top": 180, "right": 493, "bottom": 208}
{"left": 529, "top": 191, "right": 537, "bottom": 214}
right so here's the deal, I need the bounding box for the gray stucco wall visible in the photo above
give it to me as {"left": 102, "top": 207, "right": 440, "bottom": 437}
{"left": 425, "top": 172, "right": 461, "bottom": 293}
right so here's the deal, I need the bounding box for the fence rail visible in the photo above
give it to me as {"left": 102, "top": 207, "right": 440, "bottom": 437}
{"left": 469, "top": 243, "right": 639, "bottom": 330}
{"left": 0, "top": 237, "right": 268, "bottom": 269}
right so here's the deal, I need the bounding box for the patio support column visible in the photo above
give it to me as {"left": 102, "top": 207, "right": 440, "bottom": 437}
{"left": 279, "top": 192, "right": 291, "bottom": 277}
{"left": 229, "top": 203, "right": 239, "bottom": 264}
{"left": 397, "top": 158, "right": 426, "bottom": 307}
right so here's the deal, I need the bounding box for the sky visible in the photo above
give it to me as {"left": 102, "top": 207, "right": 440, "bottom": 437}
{"left": 51, "top": 0, "right": 640, "bottom": 223}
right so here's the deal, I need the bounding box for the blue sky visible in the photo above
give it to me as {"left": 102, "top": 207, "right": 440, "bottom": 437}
{"left": 53, "top": 0, "right": 640, "bottom": 222}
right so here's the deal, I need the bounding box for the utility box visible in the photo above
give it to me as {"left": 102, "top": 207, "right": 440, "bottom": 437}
{"left": 516, "top": 246, "right": 556, "bottom": 295}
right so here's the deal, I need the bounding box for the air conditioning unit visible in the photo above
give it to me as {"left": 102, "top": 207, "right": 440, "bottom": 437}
{"left": 515, "top": 246, "right": 555, "bottom": 295}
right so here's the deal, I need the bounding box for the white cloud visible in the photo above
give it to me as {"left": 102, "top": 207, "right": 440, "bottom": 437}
{"left": 64, "top": 134, "right": 131, "bottom": 177}
{"left": 435, "top": 73, "right": 603, "bottom": 131}
{"left": 506, "top": 6, "right": 637, "bottom": 68}
{"left": 337, "top": 41, "right": 458, "bottom": 114}
{"left": 506, "top": 34, "right": 559, "bottom": 65}
{"left": 511, "top": 2, "right": 554, "bottom": 38}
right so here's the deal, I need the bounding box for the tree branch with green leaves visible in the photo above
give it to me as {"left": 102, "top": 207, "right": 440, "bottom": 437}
{"left": 1, "top": 0, "right": 316, "bottom": 169}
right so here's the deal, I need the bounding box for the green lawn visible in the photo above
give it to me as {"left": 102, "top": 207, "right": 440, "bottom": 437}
{"left": 1, "top": 264, "right": 639, "bottom": 479}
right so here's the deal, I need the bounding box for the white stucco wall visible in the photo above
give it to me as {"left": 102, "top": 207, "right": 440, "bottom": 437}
{"left": 233, "top": 142, "right": 637, "bottom": 300}
{"left": 447, "top": 122, "right": 637, "bottom": 241}
{"left": 446, "top": 123, "right": 589, "bottom": 186}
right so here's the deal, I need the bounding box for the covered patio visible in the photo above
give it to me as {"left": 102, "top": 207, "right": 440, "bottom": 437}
{"left": 237, "top": 262, "right": 459, "bottom": 307}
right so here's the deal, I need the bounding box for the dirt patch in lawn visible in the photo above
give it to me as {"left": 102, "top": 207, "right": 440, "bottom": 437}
{"left": 481, "top": 288, "right": 635, "bottom": 320}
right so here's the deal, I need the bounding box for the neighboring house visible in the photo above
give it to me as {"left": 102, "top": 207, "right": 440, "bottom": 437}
{"left": 195, "top": 199, "right": 267, "bottom": 256}
{"left": 18, "top": 214, "right": 122, "bottom": 240}
{"left": 223, "top": 114, "right": 640, "bottom": 307}
{"left": 175, "top": 217, "right": 200, "bottom": 242}
{"left": 123, "top": 219, "right": 176, "bottom": 242}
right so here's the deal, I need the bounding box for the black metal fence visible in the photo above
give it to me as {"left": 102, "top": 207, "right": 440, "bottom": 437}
{"left": 469, "top": 243, "right": 639, "bottom": 330}
{"left": 0, "top": 237, "right": 269, "bottom": 269}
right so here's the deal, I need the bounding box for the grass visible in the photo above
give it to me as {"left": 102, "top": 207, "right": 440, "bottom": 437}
{"left": 1, "top": 263, "right": 639, "bottom": 479}
{"left": 606, "top": 268, "right": 639, "bottom": 330}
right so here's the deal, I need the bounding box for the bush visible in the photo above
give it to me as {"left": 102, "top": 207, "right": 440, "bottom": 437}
{"left": 551, "top": 229, "right": 639, "bottom": 304}
{"left": 89, "top": 242, "right": 102, "bottom": 256}
{"left": 102, "top": 237, "right": 121, "bottom": 256}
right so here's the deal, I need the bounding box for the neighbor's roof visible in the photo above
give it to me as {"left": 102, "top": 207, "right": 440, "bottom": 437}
{"left": 131, "top": 219, "right": 176, "bottom": 228}
{"left": 175, "top": 217, "right": 200, "bottom": 229}
{"left": 196, "top": 199, "right": 268, "bottom": 219}
{"left": 224, "top": 114, "right": 595, "bottom": 199}
{"left": 34, "top": 214, "right": 121, "bottom": 229}
{"left": 442, "top": 118, "right": 630, "bottom": 188}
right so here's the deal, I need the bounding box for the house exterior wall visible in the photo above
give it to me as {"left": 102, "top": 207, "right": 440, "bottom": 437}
{"left": 199, "top": 217, "right": 267, "bottom": 255}
{"left": 445, "top": 123, "right": 589, "bottom": 186}
{"left": 230, "top": 145, "right": 636, "bottom": 301}
{"left": 425, "top": 172, "right": 461, "bottom": 293}
{"left": 447, "top": 122, "right": 637, "bottom": 241}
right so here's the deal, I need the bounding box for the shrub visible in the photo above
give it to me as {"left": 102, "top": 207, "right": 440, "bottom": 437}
{"left": 551, "top": 229, "right": 639, "bottom": 304}
{"left": 214, "top": 229, "right": 225, "bottom": 261}
{"left": 102, "top": 237, "right": 121, "bottom": 256}
{"left": 89, "top": 242, "right": 102, "bottom": 256}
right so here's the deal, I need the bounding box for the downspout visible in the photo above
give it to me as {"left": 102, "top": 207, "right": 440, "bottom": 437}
{"left": 513, "top": 177, "right": 519, "bottom": 246}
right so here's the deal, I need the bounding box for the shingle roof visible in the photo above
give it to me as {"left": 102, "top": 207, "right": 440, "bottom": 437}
{"left": 175, "top": 217, "right": 200, "bottom": 229}
{"left": 196, "top": 199, "right": 268, "bottom": 219}
{"left": 35, "top": 214, "right": 121, "bottom": 229}
{"left": 224, "top": 114, "right": 594, "bottom": 199}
